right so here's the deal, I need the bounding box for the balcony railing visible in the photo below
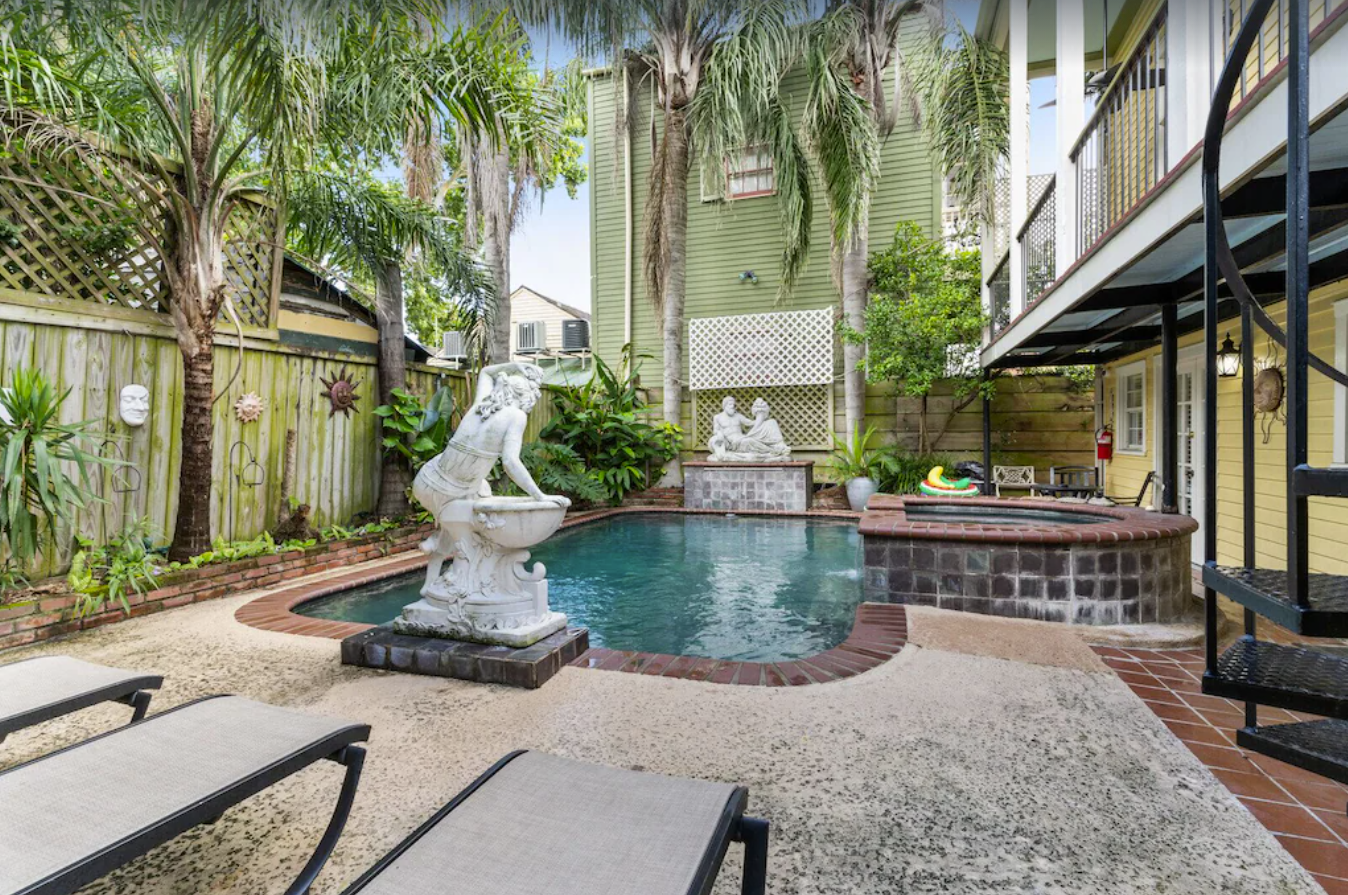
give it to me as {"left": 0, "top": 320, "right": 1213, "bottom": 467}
{"left": 1070, "top": 3, "right": 1169, "bottom": 257}
{"left": 986, "top": 250, "right": 1011, "bottom": 335}
{"left": 1216, "top": 0, "right": 1348, "bottom": 104}
{"left": 1018, "top": 176, "right": 1057, "bottom": 305}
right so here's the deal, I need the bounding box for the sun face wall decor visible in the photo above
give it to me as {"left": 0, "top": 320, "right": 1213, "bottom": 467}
{"left": 319, "top": 367, "right": 362, "bottom": 417}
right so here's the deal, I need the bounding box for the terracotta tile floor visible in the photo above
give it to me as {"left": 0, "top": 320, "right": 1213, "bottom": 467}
{"left": 1097, "top": 645, "right": 1348, "bottom": 890}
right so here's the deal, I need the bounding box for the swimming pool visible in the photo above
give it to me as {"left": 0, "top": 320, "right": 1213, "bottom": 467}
{"left": 296, "top": 514, "right": 866, "bottom": 662}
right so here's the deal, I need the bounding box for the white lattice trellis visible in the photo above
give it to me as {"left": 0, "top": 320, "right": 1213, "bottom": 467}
{"left": 688, "top": 308, "right": 834, "bottom": 391}
{"left": 694, "top": 385, "right": 834, "bottom": 451}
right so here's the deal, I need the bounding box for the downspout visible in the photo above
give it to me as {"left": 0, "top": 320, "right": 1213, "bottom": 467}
{"left": 623, "top": 64, "right": 634, "bottom": 350}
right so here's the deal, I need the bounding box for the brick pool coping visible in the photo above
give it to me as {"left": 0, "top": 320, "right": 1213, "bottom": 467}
{"left": 859, "top": 495, "right": 1199, "bottom": 544}
{"left": 234, "top": 506, "right": 887, "bottom": 686}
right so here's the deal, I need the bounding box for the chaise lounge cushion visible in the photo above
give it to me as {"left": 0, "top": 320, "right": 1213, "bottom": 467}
{"left": 0, "top": 695, "right": 368, "bottom": 895}
{"left": 0, "top": 656, "right": 162, "bottom": 739}
{"left": 347, "top": 751, "right": 746, "bottom": 895}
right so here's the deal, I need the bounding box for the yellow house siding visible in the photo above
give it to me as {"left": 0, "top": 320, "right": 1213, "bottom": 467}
{"left": 1100, "top": 279, "right": 1348, "bottom": 577}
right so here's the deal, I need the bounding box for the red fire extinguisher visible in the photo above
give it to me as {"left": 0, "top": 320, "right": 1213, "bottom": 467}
{"left": 1096, "top": 426, "right": 1114, "bottom": 462}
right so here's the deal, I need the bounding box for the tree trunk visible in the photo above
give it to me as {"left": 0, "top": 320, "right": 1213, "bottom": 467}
{"left": 375, "top": 260, "right": 411, "bottom": 518}
{"left": 841, "top": 234, "right": 870, "bottom": 440}
{"left": 168, "top": 332, "right": 216, "bottom": 562}
{"left": 482, "top": 147, "right": 512, "bottom": 363}
{"left": 661, "top": 111, "right": 690, "bottom": 430}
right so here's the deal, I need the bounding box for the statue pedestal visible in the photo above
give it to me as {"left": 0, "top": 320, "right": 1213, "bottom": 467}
{"left": 683, "top": 461, "right": 814, "bottom": 513}
{"left": 394, "top": 497, "right": 569, "bottom": 648}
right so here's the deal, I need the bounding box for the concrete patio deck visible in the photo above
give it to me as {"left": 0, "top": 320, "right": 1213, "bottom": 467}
{"left": 0, "top": 563, "right": 1325, "bottom": 894}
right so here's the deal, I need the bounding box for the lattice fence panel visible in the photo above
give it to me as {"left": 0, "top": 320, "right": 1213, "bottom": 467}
{"left": 222, "top": 200, "right": 277, "bottom": 329}
{"left": 694, "top": 385, "right": 833, "bottom": 451}
{"left": 0, "top": 149, "right": 169, "bottom": 312}
{"left": 0, "top": 144, "right": 278, "bottom": 328}
{"left": 688, "top": 308, "right": 834, "bottom": 391}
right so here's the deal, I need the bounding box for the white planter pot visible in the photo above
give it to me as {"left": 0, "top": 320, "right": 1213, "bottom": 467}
{"left": 846, "top": 477, "right": 878, "bottom": 511}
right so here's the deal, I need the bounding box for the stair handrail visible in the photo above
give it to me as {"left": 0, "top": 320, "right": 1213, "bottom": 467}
{"left": 1203, "top": 0, "right": 1348, "bottom": 389}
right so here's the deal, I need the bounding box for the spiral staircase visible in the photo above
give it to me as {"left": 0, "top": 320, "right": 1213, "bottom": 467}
{"left": 1200, "top": 0, "right": 1348, "bottom": 795}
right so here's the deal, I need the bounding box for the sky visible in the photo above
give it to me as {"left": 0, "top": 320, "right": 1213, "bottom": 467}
{"left": 508, "top": 2, "right": 986, "bottom": 314}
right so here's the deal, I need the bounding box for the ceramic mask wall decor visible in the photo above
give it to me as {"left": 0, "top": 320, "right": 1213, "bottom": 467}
{"left": 119, "top": 384, "right": 150, "bottom": 427}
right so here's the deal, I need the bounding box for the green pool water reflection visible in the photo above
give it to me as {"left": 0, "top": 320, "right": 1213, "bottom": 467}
{"left": 296, "top": 514, "right": 866, "bottom": 662}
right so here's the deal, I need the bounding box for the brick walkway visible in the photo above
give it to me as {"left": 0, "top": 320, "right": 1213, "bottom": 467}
{"left": 1097, "top": 645, "right": 1348, "bottom": 892}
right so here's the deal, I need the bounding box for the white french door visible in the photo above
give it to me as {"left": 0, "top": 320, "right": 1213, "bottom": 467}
{"left": 1157, "top": 353, "right": 1206, "bottom": 566}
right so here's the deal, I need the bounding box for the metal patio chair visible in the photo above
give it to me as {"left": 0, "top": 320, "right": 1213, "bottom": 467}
{"left": 0, "top": 695, "right": 368, "bottom": 895}
{"left": 992, "top": 465, "right": 1036, "bottom": 497}
{"left": 339, "top": 751, "right": 770, "bottom": 895}
{"left": 0, "top": 656, "right": 162, "bottom": 745}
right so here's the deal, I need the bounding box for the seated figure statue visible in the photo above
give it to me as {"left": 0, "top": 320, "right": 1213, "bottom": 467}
{"left": 708, "top": 396, "right": 791, "bottom": 462}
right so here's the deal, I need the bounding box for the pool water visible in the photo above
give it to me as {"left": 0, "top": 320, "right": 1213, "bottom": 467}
{"left": 902, "top": 504, "right": 1106, "bottom": 526}
{"left": 297, "top": 515, "right": 866, "bottom": 662}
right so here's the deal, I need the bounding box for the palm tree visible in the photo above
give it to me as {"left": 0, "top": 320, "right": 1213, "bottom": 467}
{"left": 288, "top": 173, "right": 490, "bottom": 516}
{"left": 0, "top": 1, "right": 516, "bottom": 559}
{"left": 453, "top": 43, "right": 585, "bottom": 363}
{"left": 804, "top": 3, "right": 1010, "bottom": 437}
{"left": 513, "top": 1, "right": 813, "bottom": 448}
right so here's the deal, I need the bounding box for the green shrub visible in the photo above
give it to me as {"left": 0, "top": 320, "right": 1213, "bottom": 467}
{"left": 374, "top": 384, "right": 456, "bottom": 471}
{"left": 69, "top": 517, "right": 160, "bottom": 617}
{"left": 874, "top": 449, "right": 955, "bottom": 495}
{"left": 541, "top": 350, "right": 681, "bottom": 504}
{"left": 493, "top": 442, "right": 607, "bottom": 505}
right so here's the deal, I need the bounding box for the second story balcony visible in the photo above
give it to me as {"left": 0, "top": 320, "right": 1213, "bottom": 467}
{"left": 978, "top": 0, "right": 1348, "bottom": 361}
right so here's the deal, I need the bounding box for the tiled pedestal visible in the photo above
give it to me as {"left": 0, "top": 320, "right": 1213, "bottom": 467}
{"left": 341, "top": 626, "right": 589, "bottom": 689}
{"left": 683, "top": 461, "right": 814, "bottom": 512}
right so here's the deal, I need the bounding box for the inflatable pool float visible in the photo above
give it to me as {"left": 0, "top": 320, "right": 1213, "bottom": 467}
{"left": 918, "top": 466, "right": 980, "bottom": 498}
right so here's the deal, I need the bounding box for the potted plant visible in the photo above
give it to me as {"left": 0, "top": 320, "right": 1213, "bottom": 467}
{"left": 830, "top": 424, "right": 884, "bottom": 511}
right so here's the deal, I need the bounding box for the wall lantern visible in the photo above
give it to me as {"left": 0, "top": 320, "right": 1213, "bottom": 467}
{"left": 1216, "top": 332, "right": 1241, "bottom": 378}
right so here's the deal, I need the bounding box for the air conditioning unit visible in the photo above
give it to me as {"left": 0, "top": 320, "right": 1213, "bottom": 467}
{"left": 516, "top": 320, "right": 544, "bottom": 354}
{"left": 561, "top": 319, "right": 590, "bottom": 352}
{"left": 441, "top": 331, "right": 466, "bottom": 360}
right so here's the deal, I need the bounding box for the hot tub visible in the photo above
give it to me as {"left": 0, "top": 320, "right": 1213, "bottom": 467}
{"left": 859, "top": 496, "right": 1198, "bottom": 625}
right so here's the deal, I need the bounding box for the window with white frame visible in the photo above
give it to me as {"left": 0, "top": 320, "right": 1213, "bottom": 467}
{"left": 1116, "top": 362, "right": 1147, "bottom": 454}
{"left": 1335, "top": 300, "right": 1348, "bottom": 465}
{"left": 726, "top": 146, "right": 775, "bottom": 199}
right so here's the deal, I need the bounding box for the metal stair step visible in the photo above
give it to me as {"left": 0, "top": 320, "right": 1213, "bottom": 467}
{"left": 1294, "top": 465, "right": 1348, "bottom": 498}
{"left": 1203, "top": 638, "right": 1348, "bottom": 718}
{"left": 1202, "top": 565, "right": 1348, "bottom": 637}
{"left": 1237, "top": 720, "right": 1348, "bottom": 789}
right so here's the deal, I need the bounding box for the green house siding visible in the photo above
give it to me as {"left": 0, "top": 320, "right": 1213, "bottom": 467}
{"left": 588, "top": 63, "right": 942, "bottom": 398}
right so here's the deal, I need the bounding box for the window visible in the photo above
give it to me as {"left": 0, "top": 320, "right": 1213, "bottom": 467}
{"left": 1335, "top": 300, "right": 1348, "bottom": 465}
{"left": 726, "top": 146, "right": 775, "bottom": 199}
{"left": 1116, "top": 362, "right": 1147, "bottom": 454}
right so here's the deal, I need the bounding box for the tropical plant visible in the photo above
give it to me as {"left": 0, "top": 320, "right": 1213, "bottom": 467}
{"left": 513, "top": 1, "right": 813, "bottom": 446}
{"left": 828, "top": 423, "right": 884, "bottom": 481}
{"left": 542, "top": 352, "right": 681, "bottom": 504}
{"left": 873, "top": 448, "right": 954, "bottom": 495}
{"left": 68, "top": 517, "right": 160, "bottom": 617}
{"left": 453, "top": 48, "right": 588, "bottom": 362}
{"left": 1, "top": 0, "right": 521, "bottom": 561}
{"left": 910, "top": 19, "right": 1010, "bottom": 225}
{"left": 288, "top": 172, "right": 487, "bottom": 515}
{"left": 803, "top": 2, "right": 1009, "bottom": 437}
{"left": 492, "top": 442, "right": 608, "bottom": 505}
{"left": 846, "top": 221, "right": 991, "bottom": 453}
{"left": 0, "top": 368, "right": 114, "bottom": 575}
{"left": 374, "top": 385, "right": 458, "bottom": 473}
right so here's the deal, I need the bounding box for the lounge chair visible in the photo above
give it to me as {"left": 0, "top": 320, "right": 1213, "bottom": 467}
{"left": 0, "top": 656, "right": 162, "bottom": 744}
{"left": 0, "top": 695, "right": 368, "bottom": 895}
{"left": 340, "top": 751, "right": 769, "bottom": 895}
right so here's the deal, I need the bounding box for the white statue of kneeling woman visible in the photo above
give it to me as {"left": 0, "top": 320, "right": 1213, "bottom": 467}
{"left": 708, "top": 396, "right": 791, "bottom": 462}
{"left": 413, "top": 362, "right": 570, "bottom": 603}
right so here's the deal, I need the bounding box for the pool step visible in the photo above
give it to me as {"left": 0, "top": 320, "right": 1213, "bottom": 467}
{"left": 1202, "top": 565, "right": 1348, "bottom": 637}
{"left": 1203, "top": 638, "right": 1348, "bottom": 719}
{"left": 1237, "top": 720, "right": 1348, "bottom": 790}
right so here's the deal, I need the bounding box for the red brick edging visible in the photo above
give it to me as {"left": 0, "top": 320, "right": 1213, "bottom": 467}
{"left": 860, "top": 495, "right": 1198, "bottom": 544}
{"left": 234, "top": 507, "right": 897, "bottom": 686}
{"left": 570, "top": 602, "right": 907, "bottom": 687}
{"left": 0, "top": 524, "right": 431, "bottom": 652}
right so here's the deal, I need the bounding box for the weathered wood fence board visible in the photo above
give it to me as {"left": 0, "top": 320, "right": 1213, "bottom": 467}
{"left": 0, "top": 311, "right": 557, "bottom": 576}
